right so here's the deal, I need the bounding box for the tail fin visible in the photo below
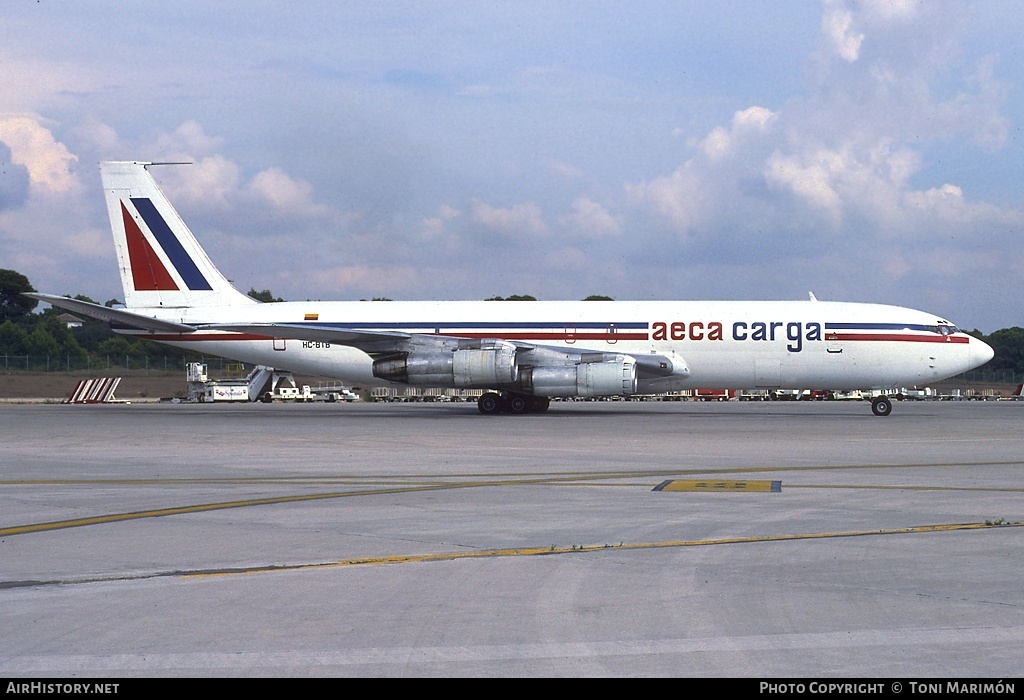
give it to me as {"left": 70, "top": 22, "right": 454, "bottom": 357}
{"left": 100, "top": 161, "right": 256, "bottom": 310}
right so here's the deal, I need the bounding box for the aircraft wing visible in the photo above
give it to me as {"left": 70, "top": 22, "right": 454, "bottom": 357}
{"left": 209, "top": 322, "right": 687, "bottom": 378}
{"left": 208, "top": 322, "right": 413, "bottom": 354}
{"left": 25, "top": 293, "right": 197, "bottom": 333}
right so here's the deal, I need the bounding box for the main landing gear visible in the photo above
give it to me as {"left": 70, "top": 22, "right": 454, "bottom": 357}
{"left": 477, "top": 391, "right": 551, "bottom": 415}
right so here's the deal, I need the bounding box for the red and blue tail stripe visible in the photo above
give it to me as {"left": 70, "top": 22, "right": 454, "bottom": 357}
{"left": 123, "top": 197, "right": 212, "bottom": 292}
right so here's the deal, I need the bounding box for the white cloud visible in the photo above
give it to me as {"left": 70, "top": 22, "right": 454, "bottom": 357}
{"left": 627, "top": 106, "right": 778, "bottom": 236}
{"left": 156, "top": 155, "right": 241, "bottom": 210}
{"left": 699, "top": 106, "right": 777, "bottom": 160}
{"left": 470, "top": 199, "right": 548, "bottom": 237}
{"left": 248, "top": 167, "right": 328, "bottom": 215}
{"left": 420, "top": 204, "right": 460, "bottom": 241}
{"left": 822, "top": 2, "right": 864, "bottom": 62}
{"left": 71, "top": 118, "right": 120, "bottom": 155}
{"left": 764, "top": 148, "right": 844, "bottom": 219}
{"left": 861, "top": 0, "right": 920, "bottom": 23}
{"left": 0, "top": 116, "right": 79, "bottom": 194}
{"left": 0, "top": 52, "right": 96, "bottom": 117}
{"left": 151, "top": 120, "right": 224, "bottom": 158}
{"left": 308, "top": 264, "right": 428, "bottom": 296}
{"left": 625, "top": 164, "right": 706, "bottom": 236}
{"left": 545, "top": 160, "right": 586, "bottom": 181}
{"left": 559, "top": 197, "right": 621, "bottom": 239}
{"left": 761, "top": 139, "right": 922, "bottom": 230}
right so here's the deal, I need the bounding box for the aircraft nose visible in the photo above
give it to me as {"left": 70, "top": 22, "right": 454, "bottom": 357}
{"left": 970, "top": 336, "right": 994, "bottom": 370}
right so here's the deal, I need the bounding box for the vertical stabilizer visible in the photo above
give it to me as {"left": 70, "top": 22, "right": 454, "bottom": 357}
{"left": 100, "top": 161, "right": 256, "bottom": 310}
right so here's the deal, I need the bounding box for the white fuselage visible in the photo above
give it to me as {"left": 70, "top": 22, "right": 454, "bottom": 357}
{"left": 120, "top": 299, "right": 990, "bottom": 393}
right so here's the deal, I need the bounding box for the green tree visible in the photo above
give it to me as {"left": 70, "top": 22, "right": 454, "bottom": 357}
{"left": 983, "top": 327, "right": 1024, "bottom": 373}
{"left": 0, "top": 269, "right": 37, "bottom": 322}
{"left": 248, "top": 288, "right": 284, "bottom": 303}
{"left": 24, "top": 326, "right": 59, "bottom": 357}
{"left": 583, "top": 295, "right": 614, "bottom": 301}
{"left": 38, "top": 314, "right": 86, "bottom": 359}
{"left": 96, "top": 335, "right": 136, "bottom": 357}
{"left": 0, "top": 320, "right": 28, "bottom": 354}
{"left": 485, "top": 294, "right": 537, "bottom": 301}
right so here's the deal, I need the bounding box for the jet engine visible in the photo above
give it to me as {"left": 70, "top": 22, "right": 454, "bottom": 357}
{"left": 373, "top": 341, "right": 640, "bottom": 399}
{"left": 372, "top": 340, "right": 518, "bottom": 387}
{"left": 520, "top": 356, "right": 637, "bottom": 397}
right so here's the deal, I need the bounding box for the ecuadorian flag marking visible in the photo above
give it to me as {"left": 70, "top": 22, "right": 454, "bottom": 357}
{"left": 654, "top": 479, "right": 782, "bottom": 493}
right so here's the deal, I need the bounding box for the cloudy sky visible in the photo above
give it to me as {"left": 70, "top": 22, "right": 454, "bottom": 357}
{"left": 1, "top": 1, "right": 1022, "bottom": 331}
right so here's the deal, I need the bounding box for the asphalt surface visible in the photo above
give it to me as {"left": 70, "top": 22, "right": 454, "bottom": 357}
{"left": 1, "top": 399, "right": 1022, "bottom": 677}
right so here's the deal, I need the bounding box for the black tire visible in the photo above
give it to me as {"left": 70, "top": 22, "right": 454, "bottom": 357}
{"left": 507, "top": 394, "right": 529, "bottom": 414}
{"left": 529, "top": 397, "right": 551, "bottom": 413}
{"left": 871, "top": 397, "right": 893, "bottom": 417}
{"left": 478, "top": 392, "right": 505, "bottom": 415}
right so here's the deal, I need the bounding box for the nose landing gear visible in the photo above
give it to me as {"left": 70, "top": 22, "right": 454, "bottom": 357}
{"left": 871, "top": 396, "right": 893, "bottom": 417}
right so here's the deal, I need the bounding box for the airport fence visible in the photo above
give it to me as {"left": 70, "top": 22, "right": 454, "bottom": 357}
{"left": 956, "top": 369, "right": 1020, "bottom": 384}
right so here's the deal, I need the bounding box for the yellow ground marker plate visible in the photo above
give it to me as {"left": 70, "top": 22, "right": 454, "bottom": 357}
{"left": 654, "top": 479, "right": 781, "bottom": 492}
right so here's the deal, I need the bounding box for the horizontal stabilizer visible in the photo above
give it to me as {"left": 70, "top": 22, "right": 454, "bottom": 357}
{"left": 25, "top": 293, "right": 196, "bottom": 333}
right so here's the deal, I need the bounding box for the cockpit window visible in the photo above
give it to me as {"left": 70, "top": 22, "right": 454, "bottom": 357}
{"left": 937, "top": 324, "right": 960, "bottom": 336}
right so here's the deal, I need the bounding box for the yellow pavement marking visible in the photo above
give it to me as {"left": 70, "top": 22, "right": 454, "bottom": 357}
{"left": 655, "top": 479, "right": 781, "bottom": 492}
{"left": 0, "top": 473, "right": 625, "bottom": 537}
{"left": 0, "top": 481, "right": 505, "bottom": 537}
{"left": 175, "top": 520, "right": 1018, "bottom": 577}
{"left": 3, "top": 460, "right": 1022, "bottom": 537}
{"left": 22, "top": 520, "right": 1019, "bottom": 586}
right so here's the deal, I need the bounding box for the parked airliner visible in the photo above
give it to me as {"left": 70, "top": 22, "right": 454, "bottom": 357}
{"left": 30, "top": 161, "right": 994, "bottom": 416}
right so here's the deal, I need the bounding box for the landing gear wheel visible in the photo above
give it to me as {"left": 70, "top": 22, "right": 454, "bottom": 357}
{"left": 529, "top": 397, "right": 551, "bottom": 413}
{"left": 871, "top": 397, "right": 893, "bottom": 417}
{"left": 507, "top": 394, "right": 530, "bottom": 414}
{"left": 478, "top": 392, "right": 505, "bottom": 415}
